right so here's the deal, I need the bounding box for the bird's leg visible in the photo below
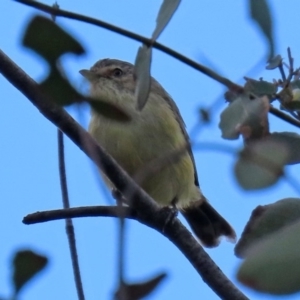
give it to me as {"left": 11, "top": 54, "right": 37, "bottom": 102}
{"left": 160, "top": 198, "right": 179, "bottom": 233}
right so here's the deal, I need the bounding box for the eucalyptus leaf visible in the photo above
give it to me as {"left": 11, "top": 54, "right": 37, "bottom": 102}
{"left": 22, "top": 15, "right": 85, "bottom": 64}
{"left": 40, "top": 68, "right": 82, "bottom": 106}
{"left": 219, "top": 94, "right": 269, "bottom": 140}
{"left": 114, "top": 273, "right": 167, "bottom": 300}
{"left": 235, "top": 198, "right": 300, "bottom": 258}
{"left": 12, "top": 250, "right": 48, "bottom": 294}
{"left": 266, "top": 55, "right": 282, "bottom": 70}
{"left": 270, "top": 132, "right": 300, "bottom": 164}
{"left": 237, "top": 220, "right": 300, "bottom": 294}
{"left": 244, "top": 77, "right": 277, "bottom": 99}
{"left": 235, "top": 139, "right": 289, "bottom": 190}
{"left": 249, "top": 0, "right": 274, "bottom": 58}
{"left": 134, "top": 45, "right": 152, "bottom": 111}
{"left": 152, "top": 0, "right": 181, "bottom": 41}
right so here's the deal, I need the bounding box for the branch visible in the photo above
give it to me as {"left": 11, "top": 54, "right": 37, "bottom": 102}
{"left": 23, "top": 206, "right": 136, "bottom": 224}
{"left": 0, "top": 49, "right": 248, "bottom": 300}
{"left": 58, "top": 130, "right": 85, "bottom": 300}
{"left": 269, "top": 106, "right": 300, "bottom": 129}
{"left": 15, "top": 0, "right": 241, "bottom": 91}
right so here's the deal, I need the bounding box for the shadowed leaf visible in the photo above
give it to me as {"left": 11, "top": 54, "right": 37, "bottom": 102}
{"left": 22, "top": 15, "right": 85, "bottom": 63}
{"left": 244, "top": 77, "right": 277, "bottom": 100}
{"left": 114, "top": 273, "right": 167, "bottom": 300}
{"left": 152, "top": 0, "right": 181, "bottom": 41}
{"left": 235, "top": 139, "right": 289, "bottom": 189}
{"left": 291, "top": 80, "right": 300, "bottom": 89}
{"left": 235, "top": 198, "right": 300, "bottom": 258}
{"left": 270, "top": 132, "right": 300, "bottom": 164}
{"left": 134, "top": 45, "right": 152, "bottom": 111}
{"left": 266, "top": 55, "right": 282, "bottom": 70}
{"left": 237, "top": 220, "right": 300, "bottom": 294}
{"left": 219, "top": 94, "right": 270, "bottom": 141}
{"left": 40, "top": 68, "right": 82, "bottom": 106}
{"left": 12, "top": 249, "right": 48, "bottom": 294}
{"left": 249, "top": 0, "right": 274, "bottom": 58}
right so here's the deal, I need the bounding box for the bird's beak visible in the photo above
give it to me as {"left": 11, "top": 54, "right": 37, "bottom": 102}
{"left": 79, "top": 69, "right": 98, "bottom": 81}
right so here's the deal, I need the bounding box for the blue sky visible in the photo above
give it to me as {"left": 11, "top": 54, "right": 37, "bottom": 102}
{"left": 1, "top": 1, "right": 300, "bottom": 299}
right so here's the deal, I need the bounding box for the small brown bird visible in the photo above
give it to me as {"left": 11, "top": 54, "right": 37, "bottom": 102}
{"left": 80, "top": 58, "right": 236, "bottom": 247}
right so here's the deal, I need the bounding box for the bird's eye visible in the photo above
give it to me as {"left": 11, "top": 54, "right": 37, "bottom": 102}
{"left": 112, "top": 68, "right": 123, "bottom": 77}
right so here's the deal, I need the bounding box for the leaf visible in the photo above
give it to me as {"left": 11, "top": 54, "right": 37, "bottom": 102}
{"left": 270, "top": 132, "right": 300, "bottom": 164}
{"left": 22, "top": 15, "right": 86, "bottom": 107}
{"left": 235, "top": 198, "right": 300, "bottom": 258}
{"left": 237, "top": 220, "right": 300, "bottom": 295}
{"left": 290, "top": 79, "right": 300, "bottom": 89}
{"left": 285, "top": 100, "right": 300, "bottom": 111}
{"left": 244, "top": 77, "right": 277, "bottom": 100}
{"left": 279, "top": 86, "right": 300, "bottom": 110}
{"left": 134, "top": 45, "right": 152, "bottom": 111}
{"left": 249, "top": 0, "right": 274, "bottom": 58}
{"left": 88, "top": 98, "right": 131, "bottom": 122}
{"left": 219, "top": 94, "right": 270, "bottom": 141}
{"left": 40, "top": 68, "right": 82, "bottom": 106}
{"left": 114, "top": 273, "right": 167, "bottom": 300}
{"left": 265, "top": 55, "right": 282, "bottom": 70}
{"left": 22, "top": 15, "right": 85, "bottom": 64}
{"left": 152, "top": 0, "right": 181, "bottom": 41}
{"left": 235, "top": 138, "right": 289, "bottom": 190}
{"left": 12, "top": 249, "right": 48, "bottom": 294}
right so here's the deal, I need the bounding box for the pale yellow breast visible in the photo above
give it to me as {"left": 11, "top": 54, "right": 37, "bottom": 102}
{"left": 89, "top": 93, "right": 200, "bottom": 207}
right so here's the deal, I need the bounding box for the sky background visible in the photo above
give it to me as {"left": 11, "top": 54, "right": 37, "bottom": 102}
{"left": 1, "top": 1, "right": 300, "bottom": 299}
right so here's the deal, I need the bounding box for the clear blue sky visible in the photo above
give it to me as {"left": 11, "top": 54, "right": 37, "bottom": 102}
{"left": 1, "top": 1, "right": 300, "bottom": 299}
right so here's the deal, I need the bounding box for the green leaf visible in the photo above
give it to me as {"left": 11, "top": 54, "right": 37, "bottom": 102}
{"left": 235, "top": 138, "right": 289, "bottom": 190}
{"left": 235, "top": 198, "right": 300, "bottom": 258}
{"left": 152, "top": 0, "right": 181, "bottom": 41}
{"left": 285, "top": 100, "right": 300, "bottom": 111}
{"left": 22, "top": 15, "right": 85, "bottom": 64}
{"left": 12, "top": 250, "right": 48, "bottom": 294}
{"left": 270, "top": 132, "right": 300, "bottom": 164}
{"left": 290, "top": 79, "right": 300, "bottom": 89}
{"left": 244, "top": 77, "right": 277, "bottom": 99}
{"left": 114, "top": 273, "right": 167, "bottom": 300}
{"left": 134, "top": 45, "right": 152, "bottom": 111}
{"left": 219, "top": 94, "right": 269, "bottom": 140}
{"left": 237, "top": 220, "right": 300, "bottom": 294}
{"left": 249, "top": 0, "right": 274, "bottom": 58}
{"left": 265, "top": 55, "right": 282, "bottom": 70}
{"left": 40, "top": 68, "right": 82, "bottom": 106}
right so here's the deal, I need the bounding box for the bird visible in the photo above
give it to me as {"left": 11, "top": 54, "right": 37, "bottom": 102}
{"left": 80, "top": 58, "right": 236, "bottom": 247}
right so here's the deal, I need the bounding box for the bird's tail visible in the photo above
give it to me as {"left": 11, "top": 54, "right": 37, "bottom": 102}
{"left": 180, "top": 199, "right": 236, "bottom": 247}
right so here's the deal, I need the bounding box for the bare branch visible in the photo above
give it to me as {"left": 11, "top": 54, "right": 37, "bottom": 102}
{"left": 58, "top": 131, "right": 85, "bottom": 300}
{"left": 269, "top": 106, "right": 300, "bottom": 129}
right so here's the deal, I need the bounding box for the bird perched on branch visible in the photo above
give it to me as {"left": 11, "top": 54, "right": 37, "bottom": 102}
{"left": 80, "top": 58, "right": 236, "bottom": 247}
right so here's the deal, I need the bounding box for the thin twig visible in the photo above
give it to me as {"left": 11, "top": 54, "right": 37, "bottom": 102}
{"left": 58, "top": 130, "right": 85, "bottom": 300}
{"left": 269, "top": 106, "right": 300, "bottom": 129}
{"left": 278, "top": 62, "right": 286, "bottom": 82}
{"left": 15, "top": 0, "right": 241, "bottom": 91}
{"left": 0, "top": 49, "right": 248, "bottom": 300}
{"left": 285, "top": 47, "right": 295, "bottom": 87}
{"left": 23, "top": 206, "right": 135, "bottom": 224}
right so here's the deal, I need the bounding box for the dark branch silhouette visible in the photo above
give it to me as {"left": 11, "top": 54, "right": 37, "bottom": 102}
{"left": 58, "top": 130, "right": 85, "bottom": 300}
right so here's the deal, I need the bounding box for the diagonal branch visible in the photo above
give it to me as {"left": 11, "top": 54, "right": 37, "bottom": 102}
{"left": 0, "top": 49, "right": 248, "bottom": 300}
